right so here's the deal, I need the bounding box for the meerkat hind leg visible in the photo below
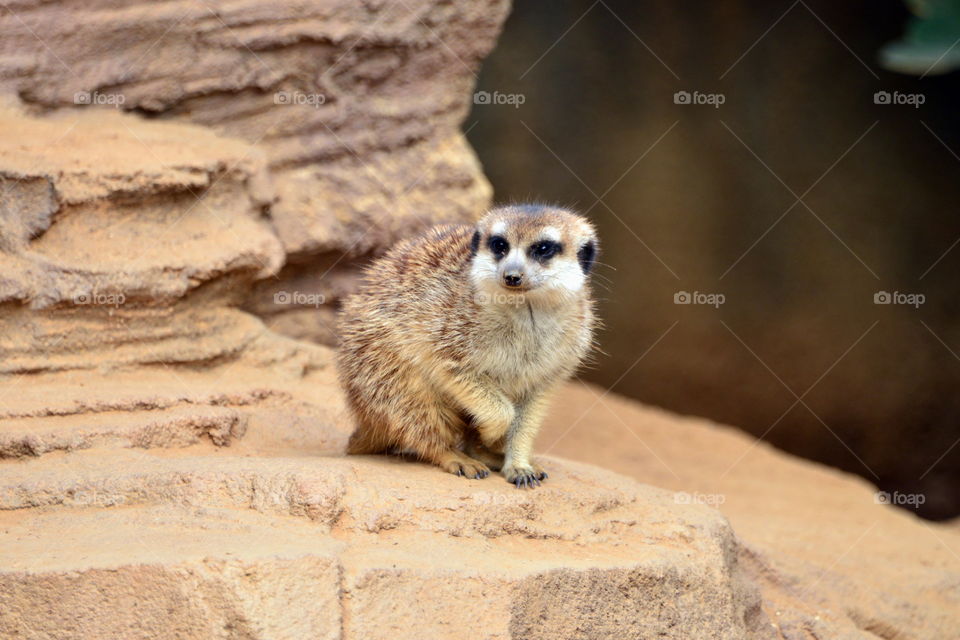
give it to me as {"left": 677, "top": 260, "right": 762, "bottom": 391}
{"left": 426, "top": 448, "right": 491, "bottom": 479}
{"left": 407, "top": 422, "right": 490, "bottom": 479}
{"left": 386, "top": 398, "right": 491, "bottom": 479}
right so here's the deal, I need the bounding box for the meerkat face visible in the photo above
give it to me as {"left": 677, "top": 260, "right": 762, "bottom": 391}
{"left": 469, "top": 205, "right": 597, "bottom": 307}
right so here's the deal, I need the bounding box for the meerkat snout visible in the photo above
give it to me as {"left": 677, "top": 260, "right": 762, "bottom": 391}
{"left": 338, "top": 204, "right": 598, "bottom": 488}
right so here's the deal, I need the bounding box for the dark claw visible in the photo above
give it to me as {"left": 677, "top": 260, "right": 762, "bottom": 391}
{"left": 514, "top": 473, "right": 540, "bottom": 489}
{"left": 510, "top": 472, "right": 541, "bottom": 488}
{"left": 539, "top": 471, "right": 548, "bottom": 480}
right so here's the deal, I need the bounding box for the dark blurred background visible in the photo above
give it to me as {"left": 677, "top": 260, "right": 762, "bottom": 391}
{"left": 467, "top": 0, "right": 960, "bottom": 520}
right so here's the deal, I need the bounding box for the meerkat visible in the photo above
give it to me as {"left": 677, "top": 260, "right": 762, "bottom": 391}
{"left": 337, "top": 204, "right": 597, "bottom": 487}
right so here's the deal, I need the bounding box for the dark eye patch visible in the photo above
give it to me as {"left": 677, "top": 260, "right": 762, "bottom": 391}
{"left": 577, "top": 240, "right": 596, "bottom": 273}
{"left": 488, "top": 235, "right": 509, "bottom": 259}
{"left": 529, "top": 240, "right": 561, "bottom": 261}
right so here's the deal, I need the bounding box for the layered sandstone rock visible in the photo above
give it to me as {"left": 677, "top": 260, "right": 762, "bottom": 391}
{"left": 0, "top": 0, "right": 502, "bottom": 346}
{"left": 0, "top": 342, "right": 770, "bottom": 638}
{"left": 0, "top": 105, "right": 281, "bottom": 310}
{"left": 3, "top": 360, "right": 958, "bottom": 638}
{"left": 0, "top": 450, "right": 769, "bottom": 639}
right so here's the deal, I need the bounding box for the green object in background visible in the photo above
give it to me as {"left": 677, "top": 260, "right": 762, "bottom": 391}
{"left": 881, "top": 0, "right": 960, "bottom": 75}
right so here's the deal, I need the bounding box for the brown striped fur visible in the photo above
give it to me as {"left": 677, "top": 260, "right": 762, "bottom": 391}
{"left": 337, "top": 204, "right": 598, "bottom": 487}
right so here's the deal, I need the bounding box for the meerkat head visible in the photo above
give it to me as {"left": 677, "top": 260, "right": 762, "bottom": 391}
{"left": 469, "top": 204, "right": 597, "bottom": 307}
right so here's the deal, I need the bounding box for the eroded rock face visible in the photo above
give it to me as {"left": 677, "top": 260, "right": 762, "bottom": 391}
{"left": 1, "top": 0, "right": 502, "bottom": 255}
{"left": 0, "top": 106, "right": 281, "bottom": 309}
{"left": 0, "top": 0, "right": 502, "bottom": 350}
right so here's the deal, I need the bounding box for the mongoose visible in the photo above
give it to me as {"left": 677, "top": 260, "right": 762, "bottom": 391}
{"left": 337, "top": 204, "right": 598, "bottom": 487}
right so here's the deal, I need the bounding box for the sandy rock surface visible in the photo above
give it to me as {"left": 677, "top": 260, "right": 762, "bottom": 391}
{"left": 541, "top": 384, "right": 960, "bottom": 640}
{"left": 0, "top": 348, "right": 768, "bottom": 639}
{"left": 1, "top": 334, "right": 958, "bottom": 638}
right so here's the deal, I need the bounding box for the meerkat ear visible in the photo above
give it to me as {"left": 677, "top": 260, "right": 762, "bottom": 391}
{"left": 470, "top": 229, "right": 481, "bottom": 256}
{"left": 577, "top": 240, "right": 596, "bottom": 274}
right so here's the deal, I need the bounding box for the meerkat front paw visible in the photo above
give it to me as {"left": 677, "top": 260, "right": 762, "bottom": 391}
{"left": 502, "top": 462, "right": 548, "bottom": 488}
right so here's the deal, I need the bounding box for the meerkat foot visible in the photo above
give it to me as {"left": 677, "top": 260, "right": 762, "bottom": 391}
{"left": 435, "top": 450, "right": 491, "bottom": 479}
{"left": 502, "top": 462, "right": 548, "bottom": 489}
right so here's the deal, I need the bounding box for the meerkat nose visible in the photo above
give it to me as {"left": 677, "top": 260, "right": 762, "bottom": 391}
{"left": 504, "top": 273, "right": 523, "bottom": 288}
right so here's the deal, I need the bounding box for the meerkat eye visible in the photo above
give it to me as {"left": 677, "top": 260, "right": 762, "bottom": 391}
{"left": 529, "top": 240, "right": 561, "bottom": 261}
{"left": 577, "top": 240, "right": 596, "bottom": 273}
{"left": 488, "top": 235, "right": 509, "bottom": 258}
